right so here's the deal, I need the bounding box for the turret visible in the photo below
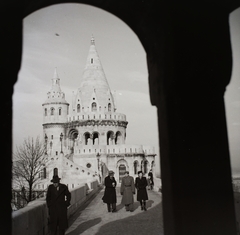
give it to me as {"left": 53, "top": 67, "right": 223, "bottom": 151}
{"left": 42, "top": 68, "right": 69, "bottom": 124}
{"left": 42, "top": 68, "right": 69, "bottom": 156}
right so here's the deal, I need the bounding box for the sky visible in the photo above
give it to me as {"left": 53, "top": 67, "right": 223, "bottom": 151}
{"left": 13, "top": 4, "right": 240, "bottom": 177}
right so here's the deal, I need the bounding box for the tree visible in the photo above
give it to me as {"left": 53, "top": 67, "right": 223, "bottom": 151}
{"left": 12, "top": 136, "right": 48, "bottom": 209}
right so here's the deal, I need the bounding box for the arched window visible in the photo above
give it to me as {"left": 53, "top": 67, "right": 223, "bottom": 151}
{"left": 107, "top": 131, "right": 114, "bottom": 145}
{"left": 43, "top": 167, "right": 47, "bottom": 178}
{"left": 93, "top": 132, "right": 99, "bottom": 145}
{"left": 84, "top": 132, "right": 91, "bottom": 145}
{"left": 44, "top": 108, "right": 47, "bottom": 116}
{"left": 108, "top": 103, "right": 111, "bottom": 111}
{"left": 134, "top": 161, "right": 138, "bottom": 175}
{"left": 92, "top": 102, "right": 97, "bottom": 111}
{"left": 144, "top": 161, "right": 149, "bottom": 174}
{"left": 77, "top": 104, "right": 81, "bottom": 113}
{"left": 50, "top": 107, "right": 54, "bottom": 115}
{"left": 58, "top": 108, "right": 61, "bottom": 115}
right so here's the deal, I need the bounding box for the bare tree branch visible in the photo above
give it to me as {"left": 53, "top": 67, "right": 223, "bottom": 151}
{"left": 12, "top": 136, "right": 48, "bottom": 205}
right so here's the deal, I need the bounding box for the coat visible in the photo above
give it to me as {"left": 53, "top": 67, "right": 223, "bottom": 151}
{"left": 120, "top": 175, "right": 135, "bottom": 205}
{"left": 46, "top": 183, "right": 71, "bottom": 230}
{"left": 148, "top": 171, "right": 154, "bottom": 185}
{"left": 102, "top": 176, "right": 117, "bottom": 204}
{"left": 135, "top": 177, "right": 148, "bottom": 201}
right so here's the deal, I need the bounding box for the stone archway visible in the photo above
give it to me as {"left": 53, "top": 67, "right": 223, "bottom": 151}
{"left": 116, "top": 159, "right": 128, "bottom": 183}
{"left": 84, "top": 132, "right": 91, "bottom": 145}
{"left": 68, "top": 128, "right": 78, "bottom": 153}
{"left": 6, "top": 2, "right": 240, "bottom": 235}
{"left": 92, "top": 132, "right": 99, "bottom": 145}
{"left": 115, "top": 131, "right": 122, "bottom": 145}
{"left": 107, "top": 131, "right": 114, "bottom": 145}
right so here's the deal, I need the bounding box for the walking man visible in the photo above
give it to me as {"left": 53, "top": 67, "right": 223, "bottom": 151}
{"left": 46, "top": 175, "right": 71, "bottom": 235}
{"left": 148, "top": 169, "right": 154, "bottom": 190}
{"left": 102, "top": 170, "right": 117, "bottom": 212}
{"left": 120, "top": 171, "right": 135, "bottom": 212}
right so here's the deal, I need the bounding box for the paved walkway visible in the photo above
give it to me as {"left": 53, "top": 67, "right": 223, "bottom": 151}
{"left": 66, "top": 187, "right": 163, "bottom": 235}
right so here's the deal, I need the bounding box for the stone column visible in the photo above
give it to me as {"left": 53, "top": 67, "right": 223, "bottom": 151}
{"left": 147, "top": 3, "right": 237, "bottom": 235}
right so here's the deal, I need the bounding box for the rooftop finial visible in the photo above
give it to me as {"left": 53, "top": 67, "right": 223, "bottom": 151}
{"left": 53, "top": 67, "right": 59, "bottom": 79}
{"left": 91, "top": 35, "right": 95, "bottom": 45}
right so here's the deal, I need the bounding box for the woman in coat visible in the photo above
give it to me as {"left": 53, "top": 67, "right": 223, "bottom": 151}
{"left": 102, "top": 170, "right": 117, "bottom": 212}
{"left": 46, "top": 175, "right": 71, "bottom": 235}
{"left": 120, "top": 171, "right": 135, "bottom": 212}
{"left": 135, "top": 171, "right": 148, "bottom": 211}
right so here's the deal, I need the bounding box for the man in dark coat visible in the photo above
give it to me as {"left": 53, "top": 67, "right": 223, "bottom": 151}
{"left": 120, "top": 171, "right": 135, "bottom": 212}
{"left": 46, "top": 175, "right": 71, "bottom": 235}
{"left": 102, "top": 170, "right": 117, "bottom": 212}
{"left": 135, "top": 171, "right": 148, "bottom": 211}
{"left": 148, "top": 169, "right": 154, "bottom": 190}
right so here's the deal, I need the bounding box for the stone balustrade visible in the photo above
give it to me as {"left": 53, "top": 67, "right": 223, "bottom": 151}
{"left": 68, "top": 112, "right": 126, "bottom": 122}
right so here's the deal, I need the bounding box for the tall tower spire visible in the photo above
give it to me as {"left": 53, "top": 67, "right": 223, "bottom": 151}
{"left": 51, "top": 67, "right": 61, "bottom": 91}
{"left": 90, "top": 35, "right": 95, "bottom": 45}
{"left": 77, "top": 36, "right": 115, "bottom": 110}
{"left": 43, "top": 68, "right": 68, "bottom": 104}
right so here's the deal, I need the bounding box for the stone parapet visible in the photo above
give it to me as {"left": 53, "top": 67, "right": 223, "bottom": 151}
{"left": 68, "top": 112, "right": 126, "bottom": 122}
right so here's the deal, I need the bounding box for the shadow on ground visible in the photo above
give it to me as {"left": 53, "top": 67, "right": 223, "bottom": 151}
{"left": 67, "top": 217, "right": 102, "bottom": 235}
{"left": 96, "top": 202, "right": 164, "bottom": 235}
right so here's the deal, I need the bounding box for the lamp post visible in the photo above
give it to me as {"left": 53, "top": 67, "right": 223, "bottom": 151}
{"left": 44, "top": 134, "right": 48, "bottom": 155}
{"left": 96, "top": 152, "right": 101, "bottom": 182}
{"left": 60, "top": 133, "right": 63, "bottom": 153}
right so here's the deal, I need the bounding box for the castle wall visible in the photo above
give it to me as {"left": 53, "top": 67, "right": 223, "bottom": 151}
{"left": 43, "top": 102, "right": 69, "bottom": 124}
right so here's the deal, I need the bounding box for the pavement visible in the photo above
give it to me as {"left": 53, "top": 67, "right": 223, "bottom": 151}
{"left": 65, "top": 187, "right": 163, "bottom": 235}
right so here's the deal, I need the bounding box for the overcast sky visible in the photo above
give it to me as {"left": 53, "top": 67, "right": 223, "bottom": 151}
{"left": 13, "top": 4, "right": 240, "bottom": 176}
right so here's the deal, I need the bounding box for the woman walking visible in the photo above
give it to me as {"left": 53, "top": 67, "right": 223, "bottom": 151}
{"left": 135, "top": 171, "right": 148, "bottom": 211}
{"left": 102, "top": 170, "right": 117, "bottom": 212}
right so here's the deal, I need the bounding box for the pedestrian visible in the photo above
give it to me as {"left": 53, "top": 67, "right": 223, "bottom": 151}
{"left": 120, "top": 171, "right": 135, "bottom": 212}
{"left": 46, "top": 175, "right": 71, "bottom": 235}
{"left": 147, "top": 175, "right": 152, "bottom": 190}
{"left": 135, "top": 171, "right": 148, "bottom": 211}
{"left": 148, "top": 169, "right": 154, "bottom": 190}
{"left": 102, "top": 170, "right": 117, "bottom": 212}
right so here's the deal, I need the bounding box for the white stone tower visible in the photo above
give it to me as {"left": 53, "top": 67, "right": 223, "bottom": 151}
{"left": 42, "top": 68, "right": 69, "bottom": 157}
{"left": 41, "top": 36, "right": 156, "bottom": 186}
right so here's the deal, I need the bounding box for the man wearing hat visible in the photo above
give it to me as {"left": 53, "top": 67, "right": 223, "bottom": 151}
{"left": 102, "top": 170, "right": 117, "bottom": 212}
{"left": 120, "top": 171, "right": 135, "bottom": 212}
{"left": 46, "top": 175, "right": 71, "bottom": 235}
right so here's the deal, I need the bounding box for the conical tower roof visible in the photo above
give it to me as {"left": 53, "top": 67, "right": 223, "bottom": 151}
{"left": 44, "top": 68, "right": 68, "bottom": 104}
{"left": 78, "top": 36, "right": 115, "bottom": 108}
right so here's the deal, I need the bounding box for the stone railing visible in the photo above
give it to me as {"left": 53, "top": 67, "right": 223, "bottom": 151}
{"left": 12, "top": 180, "right": 100, "bottom": 235}
{"left": 68, "top": 112, "right": 126, "bottom": 122}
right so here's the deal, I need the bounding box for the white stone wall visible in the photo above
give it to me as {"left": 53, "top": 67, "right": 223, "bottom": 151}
{"left": 43, "top": 124, "right": 65, "bottom": 157}
{"left": 42, "top": 102, "right": 69, "bottom": 124}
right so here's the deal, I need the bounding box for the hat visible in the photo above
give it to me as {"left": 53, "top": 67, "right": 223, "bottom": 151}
{"left": 138, "top": 171, "right": 143, "bottom": 175}
{"left": 51, "top": 175, "right": 61, "bottom": 183}
{"left": 108, "top": 170, "right": 114, "bottom": 175}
